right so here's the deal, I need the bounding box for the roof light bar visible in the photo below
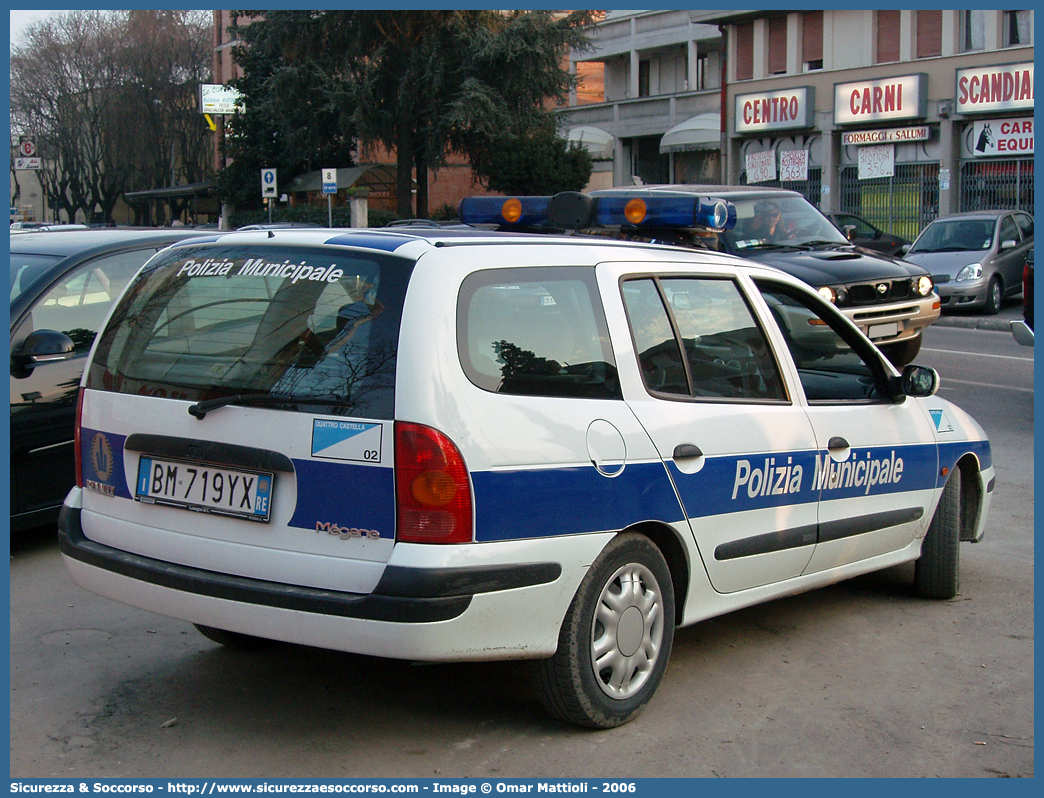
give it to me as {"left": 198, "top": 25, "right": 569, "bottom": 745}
{"left": 458, "top": 196, "right": 551, "bottom": 227}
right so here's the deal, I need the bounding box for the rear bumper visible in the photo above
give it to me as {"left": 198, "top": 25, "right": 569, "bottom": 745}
{"left": 58, "top": 501, "right": 597, "bottom": 661}
{"left": 59, "top": 505, "right": 559, "bottom": 624}
{"left": 1011, "top": 319, "right": 1034, "bottom": 347}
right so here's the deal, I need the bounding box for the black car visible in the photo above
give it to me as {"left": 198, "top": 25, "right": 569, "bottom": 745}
{"left": 10, "top": 228, "right": 213, "bottom": 533}
{"left": 825, "top": 212, "right": 911, "bottom": 257}
{"left": 588, "top": 186, "right": 939, "bottom": 367}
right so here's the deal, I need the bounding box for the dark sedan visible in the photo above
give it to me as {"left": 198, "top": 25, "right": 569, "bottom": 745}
{"left": 10, "top": 228, "right": 213, "bottom": 533}
{"left": 826, "top": 212, "right": 911, "bottom": 257}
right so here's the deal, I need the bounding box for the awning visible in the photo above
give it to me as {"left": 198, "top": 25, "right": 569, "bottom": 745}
{"left": 567, "top": 126, "right": 615, "bottom": 160}
{"left": 123, "top": 181, "right": 214, "bottom": 202}
{"left": 284, "top": 164, "right": 403, "bottom": 194}
{"left": 660, "top": 113, "right": 721, "bottom": 154}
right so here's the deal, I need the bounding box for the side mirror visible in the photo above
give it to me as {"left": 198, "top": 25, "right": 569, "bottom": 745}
{"left": 897, "top": 364, "right": 939, "bottom": 398}
{"left": 842, "top": 224, "right": 857, "bottom": 241}
{"left": 898, "top": 244, "right": 911, "bottom": 256}
{"left": 11, "top": 329, "right": 76, "bottom": 368}
{"left": 1001, "top": 239, "right": 1018, "bottom": 251}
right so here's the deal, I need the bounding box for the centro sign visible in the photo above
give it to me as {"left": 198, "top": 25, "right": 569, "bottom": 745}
{"left": 956, "top": 63, "right": 1034, "bottom": 114}
{"left": 834, "top": 74, "right": 927, "bottom": 126}
{"left": 735, "top": 87, "right": 815, "bottom": 133}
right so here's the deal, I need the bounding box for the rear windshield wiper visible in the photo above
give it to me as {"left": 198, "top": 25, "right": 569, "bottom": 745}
{"left": 188, "top": 393, "right": 351, "bottom": 419}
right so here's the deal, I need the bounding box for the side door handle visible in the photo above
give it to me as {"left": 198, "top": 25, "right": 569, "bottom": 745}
{"left": 673, "top": 444, "right": 703, "bottom": 460}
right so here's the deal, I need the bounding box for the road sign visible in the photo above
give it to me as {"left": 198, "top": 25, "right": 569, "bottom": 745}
{"left": 15, "top": 158, "right": 41, "bottom": 170}
{"left": 261, "top": 168, "right": 277, "bottom": 198}
{"left": 322, "top": 168, "right": 337, "bottom": 195}
{"left": 18, "top": 138, "right": 36, "bottom": 157}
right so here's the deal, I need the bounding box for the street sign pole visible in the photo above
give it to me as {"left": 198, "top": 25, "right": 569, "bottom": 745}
{"left": 322, "top": 168, "right": 337, "bottom": 228}
{"left": 260, "top": 168, "right": 277, "bottom": 225}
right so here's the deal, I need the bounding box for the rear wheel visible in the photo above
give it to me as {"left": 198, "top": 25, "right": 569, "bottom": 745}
{"left": 914, "top": 468, "right": 961, "bottom": 599}
{"left": 983, "top": 276, "right": 1003, "bottom": 315}
{"left": 194, "top": 624, "right": 271, "bottom": 650}
{"left": 532, "top": 534, "right": 675, "bottom": 728}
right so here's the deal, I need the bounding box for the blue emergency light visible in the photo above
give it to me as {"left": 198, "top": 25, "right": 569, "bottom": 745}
{"left": 458, "top": 196, "right": 551, "bottom": 227}
{"left": 594, "top": 195, "right": 737, "bottom": 231}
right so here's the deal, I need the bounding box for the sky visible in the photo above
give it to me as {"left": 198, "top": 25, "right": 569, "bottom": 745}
{"left": 9, "top": 9, "right": 60, "bottom": 47}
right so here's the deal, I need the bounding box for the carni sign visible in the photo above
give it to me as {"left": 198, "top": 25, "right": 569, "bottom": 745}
{"left": 834, "top": 74, "right": 927, "bottom": 125}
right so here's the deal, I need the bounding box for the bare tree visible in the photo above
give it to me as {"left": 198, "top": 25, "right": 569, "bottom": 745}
{"left": 10, "top": 10, "right": 213, "bottom": 225}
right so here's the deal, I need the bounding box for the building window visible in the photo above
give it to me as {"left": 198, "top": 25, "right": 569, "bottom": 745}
{"left": 768, "top": 16, "right": 787, "bottom": 75}
{"left": 1004, "top": 10, "right": 1032, "bottom": 46}
{"left": 916, "top": 9, "right": 942, "bottom": 58}
{"left": 735, "top": 22, "right": 754, "bottom": 80}
{"left": 638, "top": 60, "right": 650, "bottom": 97}
{"left": 962, "top": 10, "right": 985, "bottom": 51}
{"left": 876, "top": 11, "right": 900, "bottom": 64}
{"left": 802, "top": 11, "right": 823, "bottom": 71}
{"left": 695, "top": 52, "right": 709, "bottom": 91}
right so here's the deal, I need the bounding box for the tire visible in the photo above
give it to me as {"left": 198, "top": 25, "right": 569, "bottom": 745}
{"left": 982, "top": 276, "right": 1003, "bottom": 315}
{"left": 880, "top": 335, "right": 922, "bottom": 368}
{"left": 532, "top": 533, "right": 675, "bottom": 728}
{"left": 194, "top": 624, "right": 271, "bottom": 650}
{"left": 914, "top": 468, "right": 961, "bottom": 599}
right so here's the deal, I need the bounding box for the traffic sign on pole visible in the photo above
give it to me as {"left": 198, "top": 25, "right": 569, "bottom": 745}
{"left": 321, "top": 168, "right": 337, "bottom": 195}
{"left": 261, "top": 168, "right": 277, "bottom": 198}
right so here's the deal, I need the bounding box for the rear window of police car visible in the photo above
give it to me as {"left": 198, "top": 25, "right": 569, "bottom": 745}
{"left": 457, "top": 267, "right": 621, "bottom": 399}
{"left": 87, "top": 244, "right": 413, "bottom": 420}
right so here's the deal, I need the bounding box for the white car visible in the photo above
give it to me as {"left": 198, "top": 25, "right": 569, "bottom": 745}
{"left": 60, "top": 196, "right": 993, "bottom": 728}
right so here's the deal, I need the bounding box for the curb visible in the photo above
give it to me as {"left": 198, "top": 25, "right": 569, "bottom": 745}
{"left": 933, "top": 315, "right": 1017, "bottom": 333}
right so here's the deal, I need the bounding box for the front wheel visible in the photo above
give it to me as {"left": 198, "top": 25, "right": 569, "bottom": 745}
{"left": 982, "top": 276, "right": 1003, "bottom": 315}
{"left": 532, "top": 534, "right": 675, "bottom": 728}
{"left": 914, "top": 468, "right": 961, "bottom": 599}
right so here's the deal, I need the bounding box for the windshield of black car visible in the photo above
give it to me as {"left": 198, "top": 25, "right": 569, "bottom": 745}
{"left": 87, "top": 244, "right": 414, "bottom": 420}
{"left": 10, "top": 254, "right": 62, "bottom": 304}
{"left": 720, "top": 196, "right": 849, "bottom": 251}
{"left": 908, "top": 219, "right": 995, "bottom": 254}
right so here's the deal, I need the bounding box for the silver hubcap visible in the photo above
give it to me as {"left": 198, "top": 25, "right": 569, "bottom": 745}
{"left": 590, "top": 562, "right": 664, "bottom": 699}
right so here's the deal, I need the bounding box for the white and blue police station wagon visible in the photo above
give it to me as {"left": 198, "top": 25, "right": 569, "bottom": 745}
{"left": 60, "top": 192, "right": 993, "bottom": 728}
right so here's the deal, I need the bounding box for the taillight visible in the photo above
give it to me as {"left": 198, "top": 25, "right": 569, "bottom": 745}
{"left": 395, "top": 422, "right": 473, "bottom": 544}
{"left": 74, "top": 389, "right": 84, "bottom": 487}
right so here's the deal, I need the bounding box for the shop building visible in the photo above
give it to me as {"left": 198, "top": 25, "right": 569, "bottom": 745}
{"left": 690, "top": 9, "right": 1033, "bottom": 239}
{"left": 558, "top": 10, "right": 725, "bottom": 188}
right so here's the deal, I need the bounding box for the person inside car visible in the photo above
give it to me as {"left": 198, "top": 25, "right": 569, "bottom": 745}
{"left": 741, "top": 200, "right": 793, "bottom": 242}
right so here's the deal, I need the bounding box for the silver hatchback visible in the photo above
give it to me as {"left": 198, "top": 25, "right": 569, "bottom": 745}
{"left": 904, "top": 210, "right": 1034, "bottom": 315}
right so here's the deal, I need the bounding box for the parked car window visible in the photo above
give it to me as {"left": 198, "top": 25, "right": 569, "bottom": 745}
{"left": 622, "top": 276, "right": 786, "bottom": 402}
{"left": 998, "top": 216, "right": 1020, "bottom": 247}
{"left": 10, "top": 254, "right": 61, "bottom": 303}
{"left": 909, "top": 219, "right": 994, "bottom": 253}
{"left": 756, "top": 279, "right": 889, "bottom": 404}
{"left": 457, "top": 267, "right": 620, "bottom": 400}
{"left": 28, "top": 249, "right": 157, "bottom": 353}
{"left": 1014, "top": 213, "right": 1034, "bottom": 240}
{"left": 837, "top": 214, "right": 876, "bottom": 238}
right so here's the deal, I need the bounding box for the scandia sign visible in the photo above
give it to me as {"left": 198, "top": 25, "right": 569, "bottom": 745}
{"left": 956, "top": 63, "right": 1034, "bottom": 114}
